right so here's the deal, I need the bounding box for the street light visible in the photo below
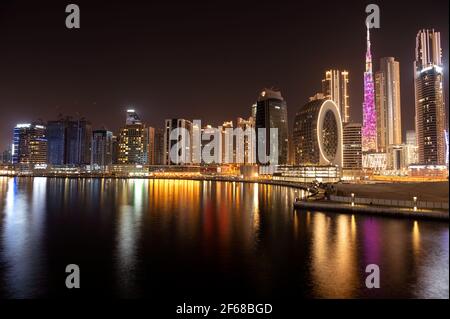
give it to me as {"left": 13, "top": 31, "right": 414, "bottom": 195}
{"left": 351, "top": 193, "right": 355, "bottom": 207}
{"left": 413, "top": 196, "right": 417, "bottom": 211}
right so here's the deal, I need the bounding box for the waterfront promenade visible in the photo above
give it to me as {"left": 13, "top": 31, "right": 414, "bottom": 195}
{"left": 294, "top": 181, "right": 449, "bottom": 221}
{"left": 334, "top": 181, "right": 449, "bottom": 202}
{"left": 293, "top": 199, "right": 449, "bottom": 221}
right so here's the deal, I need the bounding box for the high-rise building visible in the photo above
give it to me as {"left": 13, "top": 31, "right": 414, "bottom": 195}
{"left": 154, "top": 128, "right": 165, "bottom": 165}
{"left": 375, "top": 57, "right": 402, "bottom": 152}
{"left": 111, "top": 135, "right": 119, "bottom": 164}
{"left": 200, "top": 124, "right": 221, "bottom": 164}
{"left": 322, "top": 70, "right": 350, "bottom": 123}
{"left": 293, "top": 99, "right": 343, "bottom": 167}
{"left": 236, "top": 117, "right": 255, "bottom": 164}
{"left": 47, "top": 116, "right": 92, "bottom": 166}
{"left": 46, "top": 120, "right": 66, "bottom": 165}
{"left": 221, "top": 120, "right": 234, "bottom": 163}
{"left": 254, "top": 88, "right": 289, "bottom": 165}
{"left": 192, "top": 121, "right": 202, "bottom": 164}
{"left": 91, "top": 129, "right": 113, "bottom": 169}
{"left": 342, "top": 123, "right": 362, "bottom": 169}
{"left": 64, "top": 118, "right": 92, "bottom": 165}
{"left": 12, "top": 123, "right": 47, "bottom": 164}
{"left": 362, "top": 24, "right": 377, "bottom": 152}
{"left": 164, "top": 119, "right": 192, "bottom": 165}
{"left": 147, "top": 127, "right": 156, "bottom": 165}
{"left": 374, "top": 71, "right": 386, "bottom": 151}
{"left": 414, "top": 29, "right": 446, "bottom": 165}
{"left": 118, "top": 110, "right": 148, "bottom": 165}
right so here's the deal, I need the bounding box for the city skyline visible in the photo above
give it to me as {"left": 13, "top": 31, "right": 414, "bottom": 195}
{"left": 0, "top": 0, "right": 448, "bottom": 151}
{"left": 0, "top": 1, "right": 448, "bottom": 305}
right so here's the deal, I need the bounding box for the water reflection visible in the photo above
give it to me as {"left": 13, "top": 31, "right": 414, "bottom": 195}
{"left": 0, "top": 177, "right": 47, "bottom": 298}
{"left": 115, "top": 179, "right": 145, "bottom": 297}
{"left": 0, "top": 177, "right": 448, "bottom": 299}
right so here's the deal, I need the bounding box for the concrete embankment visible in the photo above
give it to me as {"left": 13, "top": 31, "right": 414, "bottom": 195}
{"left": 293, "top": 200, "right": 449, "bottom": 221}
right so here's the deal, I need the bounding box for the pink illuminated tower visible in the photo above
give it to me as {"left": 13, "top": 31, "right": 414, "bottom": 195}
{"left": 362, "top": 23, "right": 377, "bottom": 152}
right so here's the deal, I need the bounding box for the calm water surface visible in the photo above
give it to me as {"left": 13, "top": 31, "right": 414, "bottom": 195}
{"left": 0, "top": 177, "right": 448, "bottom": 299}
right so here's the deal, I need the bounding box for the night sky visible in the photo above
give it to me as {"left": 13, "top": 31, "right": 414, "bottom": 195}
{"left": 0, "top": 0, "right": 448, "bottom": 150}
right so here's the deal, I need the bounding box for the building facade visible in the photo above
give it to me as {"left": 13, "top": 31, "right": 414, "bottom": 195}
{"left": 254, "top": 88, "right": 289, "bottom": 165}
{"left": 118, "top": 110, "right": 148, "bottom": 165}
{"left": 322, "top": 69, "right": 350, "bottom": 123}
{"left": 46, "top": 120, "right": 66, "bottom": 165}
{"left": 91, "top": 129, "right": 113, "bottom": 169}
{"left": 414, "top": 29, "right": 446, "bottom": 165}
{"left": 12, "top": 123, "right": 47, "bottom": 164}
{"left": 293, "top": 99, "right": 343, "bottom": 167}
{"left": 147, "top": 127, "right": 155, "bottom": 165}
{"left": 154, "top": 128, "right": 165, "bottom": 165}
{"left": 342, "top": 123, "right": 362, "bottom": 169}
{"left": 112, "top": 135, "right": 119, "bottom": 164}
{"left": 405, "top": 130, "right": 419, "bottom": 165}
{"left": 65, "top": 118, "right": 92, "bottom": 165}
{"left": 164, "top": 119, "right": 193, "bottom": 165}
{"left": 375, "top": 57, "right": 402, "bottom": 152}
{"left": 236, "top": 117, "right": 255, "bottom": 164}
{"left": 47, "top": 116, "right": 92, "bottom": 166}
{"left": 406, "top": 130, "right": 417, "bottom": 146}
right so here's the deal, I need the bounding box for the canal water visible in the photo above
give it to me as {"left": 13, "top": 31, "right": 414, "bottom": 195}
{"left": 0, "top": 177, "right": 448, "bottom": 299}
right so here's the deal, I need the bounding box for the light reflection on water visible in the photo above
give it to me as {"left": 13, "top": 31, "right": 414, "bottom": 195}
{"left": 0, "top": 177, "right": 448, "bottom": 299}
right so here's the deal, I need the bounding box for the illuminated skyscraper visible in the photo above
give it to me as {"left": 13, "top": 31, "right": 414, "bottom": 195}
{"left": 322, "top": 70, "right": 350, "bottom": 123}
{"left": 375, "top": 57, "right": 402, "bottom": 152}
{"left": 118, "top": 109, "right": 148, "bottom": 164}
{"left": 362, "top": 24, "right": 377, "bottom": 152}
{"left": 342, "top": 123, "right": 362, "bottom": 169}
{"left": 12, "top": 123, "right": 47, "bottom": 164}
{"left": 414, "top": 29, "right": 446, "bottom": 165}
{"left": 293, "top": 99, "right": 343, "bottom": 167}
{"left": 254, "top": 88, "right": 289, "bottom": 165}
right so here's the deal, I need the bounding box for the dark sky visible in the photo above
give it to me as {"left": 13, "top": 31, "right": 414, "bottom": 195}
{"left": 0, "top": 0, "right": 448, "bottom": 150}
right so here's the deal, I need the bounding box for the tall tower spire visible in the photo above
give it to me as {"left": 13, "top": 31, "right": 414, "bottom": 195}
{"left": 362, "top": 23, "right": 377, "bottom": 153}
{"left": 366, "top": 22, "right": 372, "bottom": 73}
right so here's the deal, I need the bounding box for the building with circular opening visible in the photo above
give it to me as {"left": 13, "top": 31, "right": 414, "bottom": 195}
{"left": 292, "top": 99, "right": 343, "bottom": 167}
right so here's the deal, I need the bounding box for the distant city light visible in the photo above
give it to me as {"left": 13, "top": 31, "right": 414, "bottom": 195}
{"left": 16, "top": 123, "right": 31, "bottom": 128}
